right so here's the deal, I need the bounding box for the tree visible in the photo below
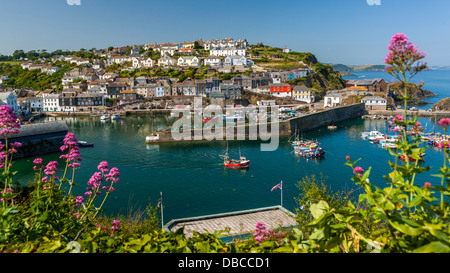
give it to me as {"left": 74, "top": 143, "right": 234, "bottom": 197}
{"left": 12, "top": 50, "right": 25, "bottom": 60}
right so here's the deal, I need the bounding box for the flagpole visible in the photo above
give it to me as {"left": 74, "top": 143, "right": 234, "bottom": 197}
{"left": 160, "top": 192, "right": 164, "bottom": 229}
{"left": 280, "top": 181, "right": 283, "bottom": 208}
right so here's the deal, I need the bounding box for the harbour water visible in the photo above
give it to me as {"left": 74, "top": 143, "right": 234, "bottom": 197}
{"left": 11, "top": 70, "right": 450, "bottom": 223}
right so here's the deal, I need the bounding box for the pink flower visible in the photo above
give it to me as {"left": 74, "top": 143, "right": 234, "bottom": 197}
{"left": 354, "top": 166, "right": 364, "bottom": 174}
{"left": 97, "top": 161, "right": 109, "bottom": 173}
{"left": 393, "top": 127, "right": 399, "bottom": 133}
{"left": 438, "top": 118, "right": 450, "bottom": 128}
{"left": 393, "top": 115, "right": 404, "bottom": 124}
{"left": 346, "top": 155, "right": 350, "bottom": 161}
{"left": 424, "top": 182, "right": 432, "bottom": 189}
{"left": 44, "top": 161, "right": 59, "bottom": 176}
{"left": 33, "top": 158, "right": 43, "bottom": 165}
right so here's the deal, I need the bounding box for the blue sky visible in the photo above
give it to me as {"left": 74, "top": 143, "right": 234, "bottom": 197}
{"left": 0, "top": 0, "right": 449, "bottom": 65}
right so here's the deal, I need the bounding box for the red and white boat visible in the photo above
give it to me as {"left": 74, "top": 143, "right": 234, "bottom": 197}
{"left": 220, "top": 146, "right": 250, "bottom": 168}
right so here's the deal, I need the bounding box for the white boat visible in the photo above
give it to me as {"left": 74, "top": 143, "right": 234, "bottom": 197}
{"left": 146, "top": 132, "right": 160, "bottom": 142}
{"left": 100, "top": 114, "right": 110, "bottom": 120}
{"left": 111, "top": 114, "right": 121, "bottom": 120}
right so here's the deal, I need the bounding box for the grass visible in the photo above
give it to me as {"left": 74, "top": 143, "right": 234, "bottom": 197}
{"left": 0, "top": 61, "right": 22, "bottom": 65}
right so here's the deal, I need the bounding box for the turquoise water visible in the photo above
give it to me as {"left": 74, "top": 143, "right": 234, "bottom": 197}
{"left": 11, "top": 70, "right": 450, "bottom": 223}
{"left": 343, "top": 69, "right": 450, "bottom": 109}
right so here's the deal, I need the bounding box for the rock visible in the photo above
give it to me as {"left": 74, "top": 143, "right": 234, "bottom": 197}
{"left": 431, "top": 98, "right": 450, "bottom": 111}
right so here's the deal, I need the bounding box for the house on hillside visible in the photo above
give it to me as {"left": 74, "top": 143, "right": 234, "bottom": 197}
{"left": 346, "top": 78, "right": 389, "bottom": 93}
{"left": 0, "top": 92, "right": 19, "bottom": 116}
{"left": 361, "top": 96, "right": 387, "bottom": 110}
{"left": 324, "top": 93, "right": 343, "bottom": 108}
{"left": 269, "top": 83, "right": 292, "bottom": 98}
{"left": 177, "top": 56, "right": 200, "bottom": 67}
{"left": 292, "top": 86, "right": 314, "bottom": 103}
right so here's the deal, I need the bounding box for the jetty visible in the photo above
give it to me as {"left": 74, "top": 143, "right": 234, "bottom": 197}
{"left": 0, "top": 121, "right": 68, "bottom": 159}
{"left": 368, "top": 109, "right": 450, "bottom": 117}
{"left": 163, "top": 206, "right": 297, "bottom": 240}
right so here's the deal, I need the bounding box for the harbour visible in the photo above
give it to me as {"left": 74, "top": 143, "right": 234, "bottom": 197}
{"left": 11, "top": 111, "right": 450, "bottom": 223}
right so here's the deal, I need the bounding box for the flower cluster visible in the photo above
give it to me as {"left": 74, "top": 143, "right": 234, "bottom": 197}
{"left": 0, "top": 188, "right": 15, "bottom": 203}
{"left": 384, "top": 33, "right": 427, "bottom": 78}
{"left": 60, "top": 132, "right": 82, "bottom": 169}
{"left": 0, "top": 105, "right": 20, "bottom": 137}
{"left": 95, "top": 220, "right": 121, "bottom": 237}
{"left": 253, "top": 222, "right": 285, "bottom": 245}
{"left": 438, "top": 118, "right": 450, "bottom": 128}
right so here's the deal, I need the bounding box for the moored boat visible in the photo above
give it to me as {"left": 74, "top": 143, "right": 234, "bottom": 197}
{"left": 78, "top": 141, "right": 94, "bottom": 147}
{"left": 100, "top": 113, "right": 110, "bottom": 120}
{"left": 220, "top": 146, "right": 250, "bottom": 168}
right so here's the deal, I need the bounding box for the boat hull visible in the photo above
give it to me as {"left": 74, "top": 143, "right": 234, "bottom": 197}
{"left": 224, "top": 160, "right": 250, "bottom": 168}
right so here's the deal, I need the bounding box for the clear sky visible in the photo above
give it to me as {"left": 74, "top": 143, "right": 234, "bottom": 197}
{"left": 0, "top": 0, "right": 448, "bottom": 66}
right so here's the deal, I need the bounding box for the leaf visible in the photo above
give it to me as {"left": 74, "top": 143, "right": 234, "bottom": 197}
{"left": 388, "top": 218, "right": 423, "bottom": 236}
{"left": 310, "top": 200, "right": 329, "bottom": 219}
{"left": 38, "top": 211, "right": 49, "bottom": 222}
{"left": 413, "top": 241, "right": 450, "bottom": 253}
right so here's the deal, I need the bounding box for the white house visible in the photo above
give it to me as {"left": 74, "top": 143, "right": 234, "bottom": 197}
{"left": 204, "top": 56, "right": 222, "bottom": 66}
{"left": 155, "top": 83, "right": 165, "bottom": 97}
{"left": 132, "top": 57, "right": 155, "bottom": 69}
{"left": 361, "top": 96, "right": 387, "bottom": 110}
{"left": 210, "top": 47, "right": 246, "bottom": 57}
{"left": 324, "top": 93, "right": 342, "bottom": 108}
{"left": 224, "top": 56, "right": 252, "bottom": 66}
{"left": 0, "top": 92, "right": 19, "bottom": 116}
{"left": 177, "top": 56, "right": 200, "bottom": 67}
{"left": 43, "top": 94, "right": 61, "bottom": 112}
{"left": 160, "top": 47, "right": 175, "bottom": 56}
{"left": 158, "top": 56, "right": 177, "bottom": 67}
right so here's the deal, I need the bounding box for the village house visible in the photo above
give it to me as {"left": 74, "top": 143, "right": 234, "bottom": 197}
{"left": 43, "top": 94, "right": 61, "bottom": 112}
{"left": 204, "top": 56, "right": 222, "bottom": 66}
{"left": 292, "top": 86, "right": 314, "bottom": 103}
{"left": 132, "top": 57, "right": 155, "bottom": 69}
{"left": 177, "top": 56, "right": 200, "bottom": 67}
{"left": 178, "top": 48, "right": 194, "bottom": 55}
{"left": 269, "top": 83, "right": 292, "bottom": 98}
{"left": 158, "top": 56, "right": 177, "bottom": 67}
{"left": 361, "top": 96, "right": 387, "bottom": 110}
{"left": 106, "top": 82, "right": 128, "bottom": 99}
{"left": 345, "top": 78, "right": 389, "bottom": 93}
{"left": 160, "top": 47, "right": 175, "bottom": 56}
{"left": 210, "top": 82, "right": 243, "bottom": 99}
{"left": 210, "top": 47, "right": 246, "bottom": 57}
{"left": 224, "top": 56, "right": 253, "bottom": 66}
{"left": 119, "top": 90, "right": 139, "bottom": 104}
{"left": 0, "top": 92, "right": 19, "bottom": 116}
{"left": 324, "top": 93, "right": 343, "bottom": 108}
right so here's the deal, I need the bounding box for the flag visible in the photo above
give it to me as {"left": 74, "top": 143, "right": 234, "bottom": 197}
{"left": 271, "top": 182, "right": 282, "bottom": 192}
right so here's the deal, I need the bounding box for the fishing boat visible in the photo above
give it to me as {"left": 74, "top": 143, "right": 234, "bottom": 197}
{"left": 328, "top": 125, "right": 337, "bottom": 130}
{"left": 220, "top": 146, "right": 250, "bottom": 168}
{"left": 360, "top": 130, "right": 383, "bottom": 140}
{"left": 78, "top": 141, "right": 94, "bottom": 147}
{"left": 295, "top": 145, "right": 325, "bottom": 158}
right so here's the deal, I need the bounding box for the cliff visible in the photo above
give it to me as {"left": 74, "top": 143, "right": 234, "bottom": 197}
{"left": 390, "top": 81, "right": 437, "bottom": 105}
{"left": 431, "top": 98, "right": 450, "bottom": 111}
